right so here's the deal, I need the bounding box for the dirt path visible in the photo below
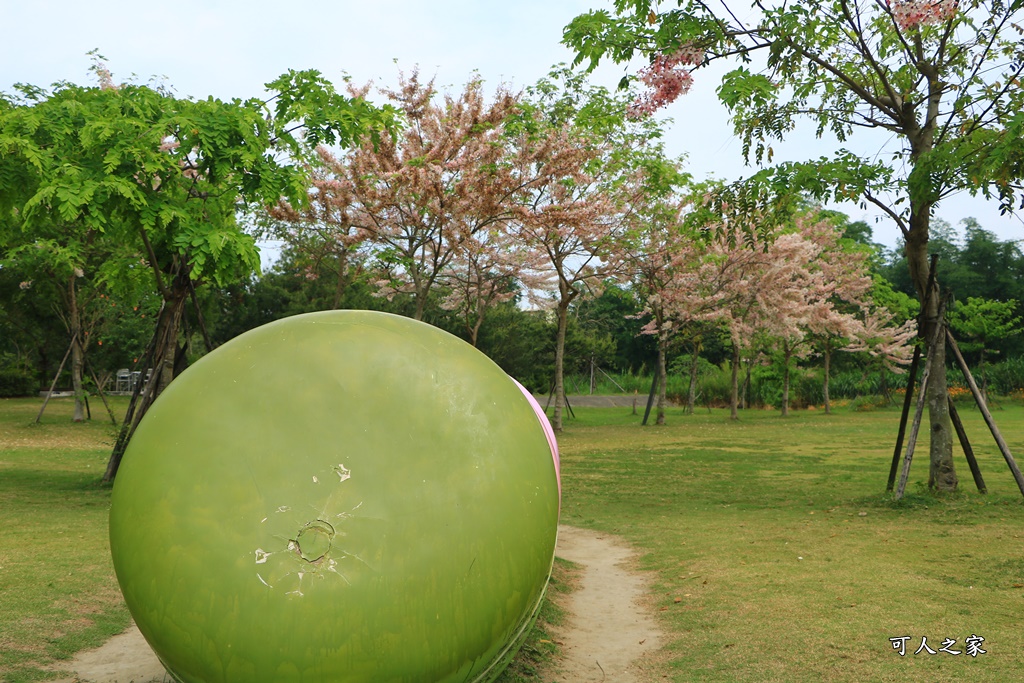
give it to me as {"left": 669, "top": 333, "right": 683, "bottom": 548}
{"left": 47, "top": 626, "right": 167, "bottom": 683}
{"left": 541, "top": 525, "right": 664, "bottom": 683}
{"left": 49, "top": 525, "right": 663, "bottom": 683}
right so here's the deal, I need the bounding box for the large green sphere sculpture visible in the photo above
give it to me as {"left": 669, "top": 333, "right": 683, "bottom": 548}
{"left": 109, "top": 311, "right": 560, "bottom": 683}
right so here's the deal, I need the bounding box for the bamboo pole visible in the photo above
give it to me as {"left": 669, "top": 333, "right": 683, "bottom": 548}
{"left": 946, "top": 329, "right": 1024, "bottom": 498}
{"left": 598, "top": 366, "right": 627, "bottom": 392}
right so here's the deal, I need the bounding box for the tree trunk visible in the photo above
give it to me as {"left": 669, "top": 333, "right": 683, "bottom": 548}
{"left": 655, "top": 328, "right": 667, "bottom": 425}
{"left": 552, "top": 300, "right": 570, "bottom": 432}
{"left": 905, "top": 213, "right": 957, "bottom": 492}
{"left": 469, "top": 323, "right": 481, "bottom": 347}
{"left": 742, "top": 360, "right": 751, "bottom": 410}
{"left": 68, "top": 275, "right": 86, "bottom": 422}
{"left": 730, "top": 345, "right": 740, "bottom": 421}
{"left": 469, "top": 309, "right": 484, "bottom": 348}
{"left": 331, "top": 252, "right": 349, "bottom": 310}
{"left": 823, "top": 338, "right": 832, "bottom": 415}
{"left": 781, "top": 341, "right": 791, "bottom": 417}
{"left": 686, "top": 348, "right": 699, "bottom": 416}
{"left": 104, "top": 270, "right": 191, "bottom": 482}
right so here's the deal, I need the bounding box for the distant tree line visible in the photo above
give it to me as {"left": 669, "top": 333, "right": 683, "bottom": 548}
{"left": 2, "top": 58, "right": 1022, "bottom": 439}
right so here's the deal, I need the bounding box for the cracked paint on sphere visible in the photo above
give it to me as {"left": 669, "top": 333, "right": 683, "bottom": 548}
{"left": 109, "top": 310, "right": 560, "bottom": 683}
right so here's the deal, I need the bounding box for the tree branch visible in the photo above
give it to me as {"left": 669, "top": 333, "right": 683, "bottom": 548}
{"left": 779, "top": 36, "right": 897, "bottom": 119}
{"left": 139, "top": 227, "right": 172, "bottom": 300}
{"left": 838, "top": 0, "right": 904, "bottom": 111}
{"left": 863, "top": 190, "right": 909, "bottom": 240}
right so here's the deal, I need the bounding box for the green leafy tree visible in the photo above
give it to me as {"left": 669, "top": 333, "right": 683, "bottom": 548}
{"left": 0, "top": 58, "right": 397, "bottom": 479}
{"left": 949, "top": 296, "right": 1022, "bottom": 402}
{"left": 564, "top": 0, "right": 1024, "bottom": 491}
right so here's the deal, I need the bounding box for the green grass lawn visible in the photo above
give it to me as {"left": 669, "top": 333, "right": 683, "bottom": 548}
{"left": 2, "top": 396, "right": 1023, "bottom": 682}
{"left": 0, "top": 397, "right": 130, "bottom": 683}
{"left": 558, "top": 401, "right": 1024, "bottom": 682}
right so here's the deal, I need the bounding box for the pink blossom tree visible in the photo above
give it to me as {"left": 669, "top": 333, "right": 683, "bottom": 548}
{"left": 567, "top": 0, "right": 1024, "bottom": 489}
{"left": 764, "top": 215, "right": 875, "bottom": 416}
{"left": 612, "top": 155, "right": 696, "bottom": 424}
{"left": 332, "top": 71, "right": 526, "bottom": 320}
{"left": 620, "top": 197, "right": 685, "bottom": 425}
{"left": 266, "top": 154, "right": 369, "bottom": 309}
{"left": 702, "top": 223, "right": 776, "bottom": 420}
{"left": 438, "top": 226, "right": 550, "bottom": 346}
{"left": 508, "top": 70, "right": 665, "bottom": 431}
{"left": 510, "top": 123, "right": 621, "bottom": 432}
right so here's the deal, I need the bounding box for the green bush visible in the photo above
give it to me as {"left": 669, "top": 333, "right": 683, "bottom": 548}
{"left": 986, "top": 357, "right": 1024, "bottom": 396}
{"left": 849, "top": 394, "right": 889, "bottom": 412}
{"left": 0, "top": 354, "right": 37, "bottom": 398}
{"left": 794, "top": 370, "right": 824, "bottom": 407}
{"left": 694, "top": 364, "right": 734, "bottom": 406}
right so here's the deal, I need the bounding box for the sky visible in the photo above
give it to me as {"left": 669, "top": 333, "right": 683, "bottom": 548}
{"left": 3, "top": 0, "right": 1021, "bottom": 262}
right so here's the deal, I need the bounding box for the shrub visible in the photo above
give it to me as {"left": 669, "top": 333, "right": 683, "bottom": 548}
{"left": 986, "top": 357, "right": 1024, "bottom": 396}
{"left": 794, "top": 370, "right": 824, "bottom": 408}
{"left": 694, "top": 364, "right": 734, "bottom": 406}
{"left": 0, "top": 354, "right": 37, "bottom": 398}
{"left": 850, "top": 395, "right": 888, "bottom": 412}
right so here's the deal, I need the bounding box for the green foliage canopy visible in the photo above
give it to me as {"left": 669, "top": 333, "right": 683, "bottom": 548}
{"left": 564, "top": 0, "right": 1024, "bottom": 237}
{"left": 0, "top": 63, "right": 399, "bottom": 292}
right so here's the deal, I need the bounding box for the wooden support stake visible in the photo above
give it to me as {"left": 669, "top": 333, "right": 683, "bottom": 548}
{"left": 888, "top": 345, "right": 921, "bottom": 491}
{"left": 642, "top": 372, "right": 659, "bottom": 426}
{"left": 86, "top": 359, "right": 118, "bottom": 426}
{"left": 35, "top": 334, "right": 76, "bottom": 424}
{"left": 888, "top": 253, "right": 938, "bottom": 492}
{"left": 895, "top": 293, "right": 948, "bottom": 500}
{"left": 948, "top": 396, "right": 986, "bottom": 494}
{"left": 894, "top": 362, "right": 930, "bottom": 500}
{"left": 564, "top": 389, "right": 576, "bottom": 420}
{"left": 946, "top": 329, "right": 1024, "bottom": 498}
{"left": 544, "top": 379, "right": 575, "bottom": 419}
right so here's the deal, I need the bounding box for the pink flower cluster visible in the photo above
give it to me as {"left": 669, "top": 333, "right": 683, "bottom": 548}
{"left": 95, "top": 65, "right": 118, "bottom": 91}
{"left": 627, "top": 46, "right": 704, "bottom": 119}
{"left": 890, "top": 0, "right": 959, "bottom": 30}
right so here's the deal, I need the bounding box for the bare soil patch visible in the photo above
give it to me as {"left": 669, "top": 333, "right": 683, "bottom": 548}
{"left": 46, "top": 625, "right": 167, "bottom": 683}
{"left": 539, "top": 525, "right": 664, "bottom": 682}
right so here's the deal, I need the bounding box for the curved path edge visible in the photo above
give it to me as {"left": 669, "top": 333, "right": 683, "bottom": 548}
{"left": 541, "top": 524, "right": 665, "bottom": 683}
